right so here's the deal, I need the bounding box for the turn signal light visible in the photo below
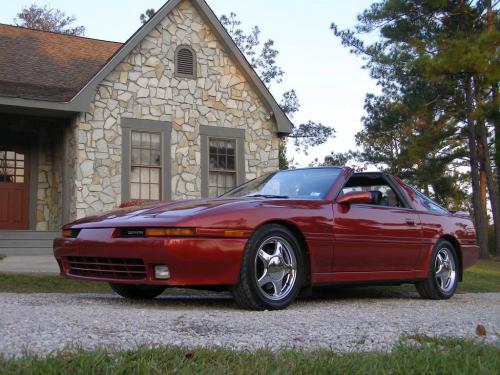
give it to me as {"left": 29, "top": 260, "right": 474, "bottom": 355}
{"left": 62, "top": 229, "right": 80, "bottom": 238}
{"left": 223, "top": 230, "right": 247, "bottom": 238}
{"left": 145, "top": 227, "right": 196, "bottom": 237}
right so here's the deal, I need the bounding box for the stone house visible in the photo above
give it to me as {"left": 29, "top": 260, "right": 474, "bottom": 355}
{"left": 0, "top": 0, "right": 292, "bottom": 253}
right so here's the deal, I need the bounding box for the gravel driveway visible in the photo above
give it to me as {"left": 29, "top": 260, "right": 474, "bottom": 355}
{"left": 1, "top": 290, "right": 499, "bottom": 357}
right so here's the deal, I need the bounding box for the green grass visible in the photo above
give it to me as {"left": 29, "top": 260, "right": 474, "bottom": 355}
{"left": 0, "top": 254, "right": 6, "bottom": 261}
{"left": 0, "top": 337, "right": 498, "bottom": 375}
{"left": 0, "top": 259, "right": 498, "bottom": 294}
{"left": 0, "top": 273, "right": 111, "bottom": 293}
{"left": 460, "top": 259, "right": 500, "bottom": 292}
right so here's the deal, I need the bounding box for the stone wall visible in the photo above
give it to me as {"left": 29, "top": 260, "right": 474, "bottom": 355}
{"left": 70, "top": 0, "right": 280, "bottom": 219}
{"left": 35, "top": 132, "right": 63, "bottom": 231}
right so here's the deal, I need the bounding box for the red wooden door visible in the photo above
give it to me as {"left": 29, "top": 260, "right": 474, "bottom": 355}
{"left": 0, "top": 148, "right": 30, "bottom": 229}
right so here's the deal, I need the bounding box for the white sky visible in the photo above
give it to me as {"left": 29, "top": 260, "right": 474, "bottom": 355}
{"left": 1, "top": 0, "right": 379, "bottom": 167}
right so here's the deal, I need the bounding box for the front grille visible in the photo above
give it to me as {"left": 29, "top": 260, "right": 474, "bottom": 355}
{"left": 65, "top": 256, "right": 147, "bottom": 280}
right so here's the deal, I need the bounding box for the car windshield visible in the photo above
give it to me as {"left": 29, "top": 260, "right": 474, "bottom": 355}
{"left": 222, "top": 168, "right": 343, "bottom": 199}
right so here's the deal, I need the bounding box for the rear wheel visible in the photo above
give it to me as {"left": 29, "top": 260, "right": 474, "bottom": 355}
{"left": 232, "top": 224, "right": 304, "bottom": 310}
{"left": 109, "top": 283, "right": 166, "bottom": 299}
{"left": 415, "top": 240, "right": 459, "bottom": 299}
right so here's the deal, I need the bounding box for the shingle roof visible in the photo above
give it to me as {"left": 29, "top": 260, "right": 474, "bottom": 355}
{"left": 0, "top": 24, "right": 122, "bottom": 102}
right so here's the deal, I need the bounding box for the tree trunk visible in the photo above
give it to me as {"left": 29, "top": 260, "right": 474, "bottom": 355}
{"left": 465, "top": 77, "right": 489, "bottom": 257}
{"left": 474, "top": 77, "right": 500, "bottom": 256}
{"left": 479, "top": 167, "right": 488, "bottom": 224}
{"left": 486, "top": 0, "right": 500, "bottom": 256}
{"left": 494, "top": 82, "right": 500, "bottom": 255}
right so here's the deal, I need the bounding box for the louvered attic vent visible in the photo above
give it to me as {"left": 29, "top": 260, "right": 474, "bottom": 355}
{"left": 175, "top": 46, "right": 196, "bottom": 78}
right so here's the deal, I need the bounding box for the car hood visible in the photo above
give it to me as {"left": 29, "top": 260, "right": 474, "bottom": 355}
{"left": 66, "top": 197, "right": 263, "bottom": 228}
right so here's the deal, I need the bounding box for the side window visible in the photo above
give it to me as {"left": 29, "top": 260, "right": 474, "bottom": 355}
{"left": 130, "top": 131, "right": 161, "bottom": 200}
{"left": 199, "top": 125, "right": 245, "bottom": 198}
{"left": 342, "top": 175, "right": 407, "bottom": 208}
{"left": 208, "top": 138, "right": 237, "bottom": 198}
{"left": 121, "top": 118, "right": 171, "bottom": 202}
{"left": 413, "top": 189, "right": 448, "bottom": 214}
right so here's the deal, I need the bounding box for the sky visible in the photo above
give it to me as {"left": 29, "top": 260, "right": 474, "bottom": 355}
{"left": 1, "top": 0, "right": 379, "bottom": 167}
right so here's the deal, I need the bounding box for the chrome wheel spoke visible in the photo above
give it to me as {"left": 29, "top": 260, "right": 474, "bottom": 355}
{"left": 272, "top": 277, "right": 284, "bottom": 296}
{"left": 257, "top": 272, "right": 272, "bottom": 287}
{"left": 272, "top": 241, "right": 284, "bottom": 258}
{"left": 257, "top": 249, "right": 272, "bottom": 265}
{"left": 436, "top": 266, "right": 447, "bottom": 277}
{"left": 283, "top": 263, "right": 295, "bottom": 275}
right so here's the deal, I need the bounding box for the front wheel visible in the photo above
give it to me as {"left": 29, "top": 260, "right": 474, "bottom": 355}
{"left": 109, "top": 283, "right": 166, "bottom": 299}
{"left": 415, "top": 240, "right": 459, "bottom": 299}
{"left": 232, "top": 224, "right": 304, "bottom": 310}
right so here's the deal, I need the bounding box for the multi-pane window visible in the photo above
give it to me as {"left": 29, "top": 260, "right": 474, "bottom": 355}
{"left": 0, "top": 150, "right": 25, "bottom": 184}
{"left": 208, "top": 138, "right": 236, "bottom": 197}
{"left": 130, "top": 131, "right": 161, "bottom": 200}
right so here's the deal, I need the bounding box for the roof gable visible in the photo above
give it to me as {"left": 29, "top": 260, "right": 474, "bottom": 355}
{"left": 0, "top": 0, "right": 292, "bottom": 134}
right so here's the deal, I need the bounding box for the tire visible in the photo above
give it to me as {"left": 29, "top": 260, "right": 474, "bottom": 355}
{"left": 415, "top": 239, "right": 459, "bottom": 299}
{"left": 109, "top": 283, "right": 166, "bottom": 299}
{"left": 231, "top": 224, "right": 304, "bottom": 310}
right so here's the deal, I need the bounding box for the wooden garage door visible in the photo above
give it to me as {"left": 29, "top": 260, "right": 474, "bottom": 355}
{"left": 0, "top": 148, "right": 30, "bottom": 229}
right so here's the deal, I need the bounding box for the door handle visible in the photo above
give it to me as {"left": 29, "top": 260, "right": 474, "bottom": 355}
{"left": 405, "top": 218, "right": 415, "bottom": 226}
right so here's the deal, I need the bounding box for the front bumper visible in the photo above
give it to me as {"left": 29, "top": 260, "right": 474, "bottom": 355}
{"left": 54, "top": 228, "right": 247, "bottom": 286}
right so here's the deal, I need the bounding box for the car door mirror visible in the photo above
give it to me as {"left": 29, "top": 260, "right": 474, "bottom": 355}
{"left": 336, "top": 191, "right": 373, "bottom": 205}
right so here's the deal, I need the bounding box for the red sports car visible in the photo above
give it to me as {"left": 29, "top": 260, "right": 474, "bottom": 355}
{"left": 54, "top": 167, "right": 479, "bottom": 310}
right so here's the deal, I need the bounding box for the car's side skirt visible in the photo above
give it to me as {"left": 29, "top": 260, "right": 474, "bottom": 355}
{"left": 311, "top": 269, "right": 427, "bottom": 284}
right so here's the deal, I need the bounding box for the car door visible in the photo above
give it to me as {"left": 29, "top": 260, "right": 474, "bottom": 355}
{"left": 332, "top": 173, "right": 423, "bottom": 273}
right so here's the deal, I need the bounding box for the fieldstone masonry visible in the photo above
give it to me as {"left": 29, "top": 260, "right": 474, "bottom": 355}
{"left": 69, "top": 0, "right": 280, "bottom": 219}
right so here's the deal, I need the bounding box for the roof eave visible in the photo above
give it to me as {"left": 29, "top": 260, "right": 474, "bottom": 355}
{"left": 0, "top": 95, "right": 84, "bottom": 112}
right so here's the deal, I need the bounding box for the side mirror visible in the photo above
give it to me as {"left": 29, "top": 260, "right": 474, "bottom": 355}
{"left": 336, "top": 191, "right": 373, "bottom": 205}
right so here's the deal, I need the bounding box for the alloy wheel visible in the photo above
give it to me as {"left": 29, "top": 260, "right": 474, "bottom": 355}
{"left": 254, "top": 236, "right": 297, "bottom": 301}
{"left": 435, "top": 247, "right": 456, "bottom": 294}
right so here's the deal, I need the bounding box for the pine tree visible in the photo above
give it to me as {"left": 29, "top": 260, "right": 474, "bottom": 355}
{"left": 332, "top": 0, "right": 500, "bottom": 257}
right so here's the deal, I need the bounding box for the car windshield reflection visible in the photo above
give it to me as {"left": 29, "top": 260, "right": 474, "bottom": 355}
{"left": 222, "top": 168, "right": 343, "bottom": 200}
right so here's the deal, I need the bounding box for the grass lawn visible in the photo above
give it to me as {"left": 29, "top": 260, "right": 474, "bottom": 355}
{"left": 0, "top": 259, "right": 498, "bottom": 294}
{"left": 0, "top": 273, "right": 112, "bottom": 294}
{"left": 459, "top": 259, "right": 500, "bottom": 292}
{"left": 1, "top": 336, "right": 498, "bottom": 375}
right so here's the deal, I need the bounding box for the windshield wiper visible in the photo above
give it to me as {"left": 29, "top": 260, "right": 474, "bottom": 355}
{"left": 246, "top": 194, "right": 289, "bottom": 199}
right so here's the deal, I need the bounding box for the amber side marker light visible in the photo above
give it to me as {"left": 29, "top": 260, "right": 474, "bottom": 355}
{"left": 145, "top": 228, "right": 196, "bottom": 237}
{"left": 62, "top": 229, "right": 80, "bottom": 238}
{"left": 223, "top": 230, "right": 247, "bottom": 238}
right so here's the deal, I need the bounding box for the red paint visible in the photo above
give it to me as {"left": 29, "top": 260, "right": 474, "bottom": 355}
{"left": 54, "top": 167, "right": 479, "bottom": 288}
{"left": 0, "top": 146, "right": 30, "bottom": 229}
{"left": 337, "top": 191, "right": 372, "bottom": 205}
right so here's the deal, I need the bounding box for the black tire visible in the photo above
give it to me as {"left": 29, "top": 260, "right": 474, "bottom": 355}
{"left": 231, "top": 224, "right": 304, "bottom": 310}
{"left": 109, "top": 283, "right": 166, "bottom": 299}
{"left": 415, "top": 239, "right": 459, "bottom": 299}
